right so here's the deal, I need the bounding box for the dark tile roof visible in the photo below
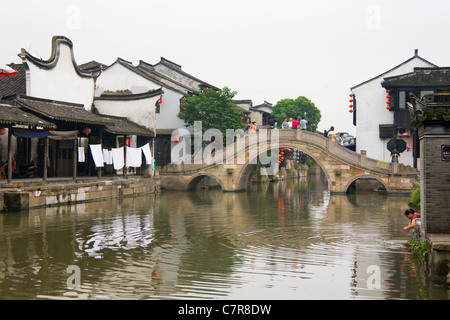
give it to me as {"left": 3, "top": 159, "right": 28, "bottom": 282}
{"left": 78, "top": 60, "right": 109, "bottom": 73}
{"left": 0, "top": 63, "right": 26, "bottom": 97}
{"left": 153, "top": 57, "right": 220, "bottom": 91}
{"left": 382, "top": 67, "right": 450, "bottom": 88}
{"left": 16, "top": 96, "right": 113, "bottom": 126}
{"left": 0, "top": 103, "right": 55, "bottom": 128}
{"left": 95, "top": 88, "right": 163, "bottom": 101}
{"left": 100, "top": 115, "right": 154, "bottom": 137}
{"left": 110, "top": 58, "right": 190, "bottom": 95}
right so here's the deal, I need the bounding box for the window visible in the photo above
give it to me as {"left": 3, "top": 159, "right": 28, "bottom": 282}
{"left": 398, "top": 90, "right": 413, "bottom": 109}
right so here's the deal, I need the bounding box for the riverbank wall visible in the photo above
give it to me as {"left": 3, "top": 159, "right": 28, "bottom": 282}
{"left": 413, "top": 219, "right": 450, "bottom": 287}
{"left": 0, "top": 175, "right": 161, "bottom": 212}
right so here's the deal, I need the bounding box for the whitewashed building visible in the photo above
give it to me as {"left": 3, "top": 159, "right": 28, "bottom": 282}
{"left": 350, "top": 50, "right": 437, "bottom": 167}
{"left": 95, "top": 57, "right": 217, "bottom": 166}
{"left": 18, "top": 36, "right": 97, "bottom": 110}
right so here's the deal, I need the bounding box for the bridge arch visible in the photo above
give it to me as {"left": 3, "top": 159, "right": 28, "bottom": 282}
{"left": 186, "top": 172, "right": 224, "bottom": 190}
{"left": 236, "top": 143, "right": 333, "bottom": 191}
{"left": 344, "top": 175, "right": 388, "bottom": 194}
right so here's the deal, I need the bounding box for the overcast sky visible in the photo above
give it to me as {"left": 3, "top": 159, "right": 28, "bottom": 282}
{"left": 2, "top": 0, "right": 450, "bottom": 136}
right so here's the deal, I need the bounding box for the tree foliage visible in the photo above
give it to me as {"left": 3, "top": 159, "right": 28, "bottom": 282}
{"left": 178, "top": 87, "right": 246, "bottom": 134}
{"left": 272, "top": 96, "right": 321, "bottom": 132}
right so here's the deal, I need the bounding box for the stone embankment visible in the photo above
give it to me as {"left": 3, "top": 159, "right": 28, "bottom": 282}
{"left": 0, "top": 176, "right": 160, "bottom": 212}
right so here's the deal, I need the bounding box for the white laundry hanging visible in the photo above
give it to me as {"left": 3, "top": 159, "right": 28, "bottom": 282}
{"left": 141, "top": 143, "right": 152, "bottom": 165}
{"left": 78, "top": 147, "right": 85, "bottom": 162}
{"left": 103, "top": 148, "right": 113, "bottom": 165}
{"left": 89, "top": 144, "right": 104, "bottom": 168}
{"left": 112, "top": 147, "right": 124, "bottom": 170}
{"left": 126, "top": 147, "right": 142, "bottom": 167}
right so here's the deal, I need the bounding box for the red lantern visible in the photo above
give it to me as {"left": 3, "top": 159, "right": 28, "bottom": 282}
{"left": 82, "top": 127, "right": 91, "bottom": 135}
{"left": 386, "top": 89, "right": 390, "bottom": 93}
{"left": 402, "top": 132, "right": 409, "bottom": 137}
{"left": 386, "top": 106, "right": 391, "bottom": 110}
{"left": 349, "top": 93, "right": 354, "bottom": 97}
{"left": 349, "top": 99, "right": 353, "bottom": 103}
{"left": 349, "top": 109, "right": 353, "bottom": 113}
{"left": 349, "top": 104, "right": 353, "bottom": 108}
{"left": 0, "top": 128, "right": 6, "bottom": 135}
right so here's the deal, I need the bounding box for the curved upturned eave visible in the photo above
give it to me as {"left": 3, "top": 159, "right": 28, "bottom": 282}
{"left": 18, "top": 35, "right": 98, "bottom": 79}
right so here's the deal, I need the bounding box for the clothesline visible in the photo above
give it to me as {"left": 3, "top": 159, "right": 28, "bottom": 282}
{"left": 80, "top": 143, "right": 152, "bottom": 170}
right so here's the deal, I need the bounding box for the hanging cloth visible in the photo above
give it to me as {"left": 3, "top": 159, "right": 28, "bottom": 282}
{"left": 103, "top": 148, "right": 113, "bottom": 165}
{"left": 126, "top": 147, "right": 142, "bottom": 167}
{"left": 141, "top": 143, "right": 152, "bottom": 165}
{"left": 89, "top": 144, "right": 104, "bottom": 168}
{"left": 12, "top": 128, "right": 49, "bottom": 138}
{"left": 78, "top": 147, "right": 85, "bottom": 162}
{"left": 112, "top": 147, "right": 124, "bottom": 170}
{"left": 48, "top": 130, "right": 78, "bottom": 140}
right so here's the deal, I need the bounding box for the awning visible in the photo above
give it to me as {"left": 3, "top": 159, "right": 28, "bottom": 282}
{"left": 13, "top": 128, "right": 49, "bottom": 138}
{"left": 48, "top": 130, "right": 78, "bottom": 140}
{"left": 11, "top": 129, "right": 78, "bottom": 140}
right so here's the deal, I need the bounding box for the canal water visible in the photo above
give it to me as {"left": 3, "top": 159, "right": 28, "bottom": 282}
{"left": 0, "top": 176, "right": 448, "bottom": 300}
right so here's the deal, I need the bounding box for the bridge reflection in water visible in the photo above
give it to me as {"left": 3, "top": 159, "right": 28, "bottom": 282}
{"left": 1, "top": 175, "right": 448, "bottom": 300}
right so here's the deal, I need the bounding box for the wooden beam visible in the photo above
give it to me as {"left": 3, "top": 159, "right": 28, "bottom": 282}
{"left": 7, "top": 128, "right": 12, "bottom": 183}
{"left": 43, "top": 137, "right": 48, "bottom": 182}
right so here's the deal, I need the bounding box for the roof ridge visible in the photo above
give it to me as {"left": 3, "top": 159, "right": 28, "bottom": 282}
{"left": 351, "top": 51, "right": 438, "bottom": 90}
{"left": 18, "top": 35, "right": 98, "bottom": 78}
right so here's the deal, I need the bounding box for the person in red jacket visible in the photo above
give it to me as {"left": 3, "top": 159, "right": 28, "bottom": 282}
{"left": 292, "top": 117, "right": 299, "bottom": 129}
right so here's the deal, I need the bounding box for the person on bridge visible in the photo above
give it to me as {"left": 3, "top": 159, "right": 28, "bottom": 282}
{"left": 292, "top": 117, "right": 299, "bottom": 129}
{"left": 403, "top": 208, "right": 421, "bottom": 232}
{"left": 300, "top": 116, "right": 307, "bottom": 130}
{"left": 328, "top": 126, "right": 337, "bottom": 142}
{"left": 390, "top": 148, "right": 400, "bottom": 163}
{"left": 338, "top": 133, "right": 345, "bottom": 146}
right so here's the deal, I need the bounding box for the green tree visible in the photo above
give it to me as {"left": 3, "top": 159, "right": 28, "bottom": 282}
{"left": 178, "top": 87, "right": 245, "bottom": 135}
{"left": 272, "top": 96, "right": 321, "bottom": 132}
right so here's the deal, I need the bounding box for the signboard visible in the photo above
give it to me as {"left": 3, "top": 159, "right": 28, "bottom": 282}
{"left": 442, "top": 145, "right": 450, "bottom": 161}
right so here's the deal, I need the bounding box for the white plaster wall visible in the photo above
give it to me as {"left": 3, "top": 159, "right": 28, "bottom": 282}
{"left": 155, "top": 88, "right": 186, "bottom": 131}
{"left": 25, "top": 43, "right": 95, "bottom": 109}
{"left": 94, "top": 97, "right": 157, "bottom": 132}
{"left": 96, "top": 63, "right": 186, "bottom": 131}
{"left": 353, "top": 57, "right": 435, "bottom": 166}
{"left": 95, "top": 63, "right": 161, "bottom": 96}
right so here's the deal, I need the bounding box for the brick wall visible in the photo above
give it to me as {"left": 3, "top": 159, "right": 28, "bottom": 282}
{"left": 419, "top": 123, "right": 450, "bottom": 234}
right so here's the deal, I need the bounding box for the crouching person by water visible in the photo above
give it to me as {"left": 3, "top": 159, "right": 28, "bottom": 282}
{"left": 403, "top": 209, "right": 420, "bottom": 232}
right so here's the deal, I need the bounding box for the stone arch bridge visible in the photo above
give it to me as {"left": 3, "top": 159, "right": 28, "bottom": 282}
{"left": 159, "top": 129, "right": 419, "bottom": 194}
